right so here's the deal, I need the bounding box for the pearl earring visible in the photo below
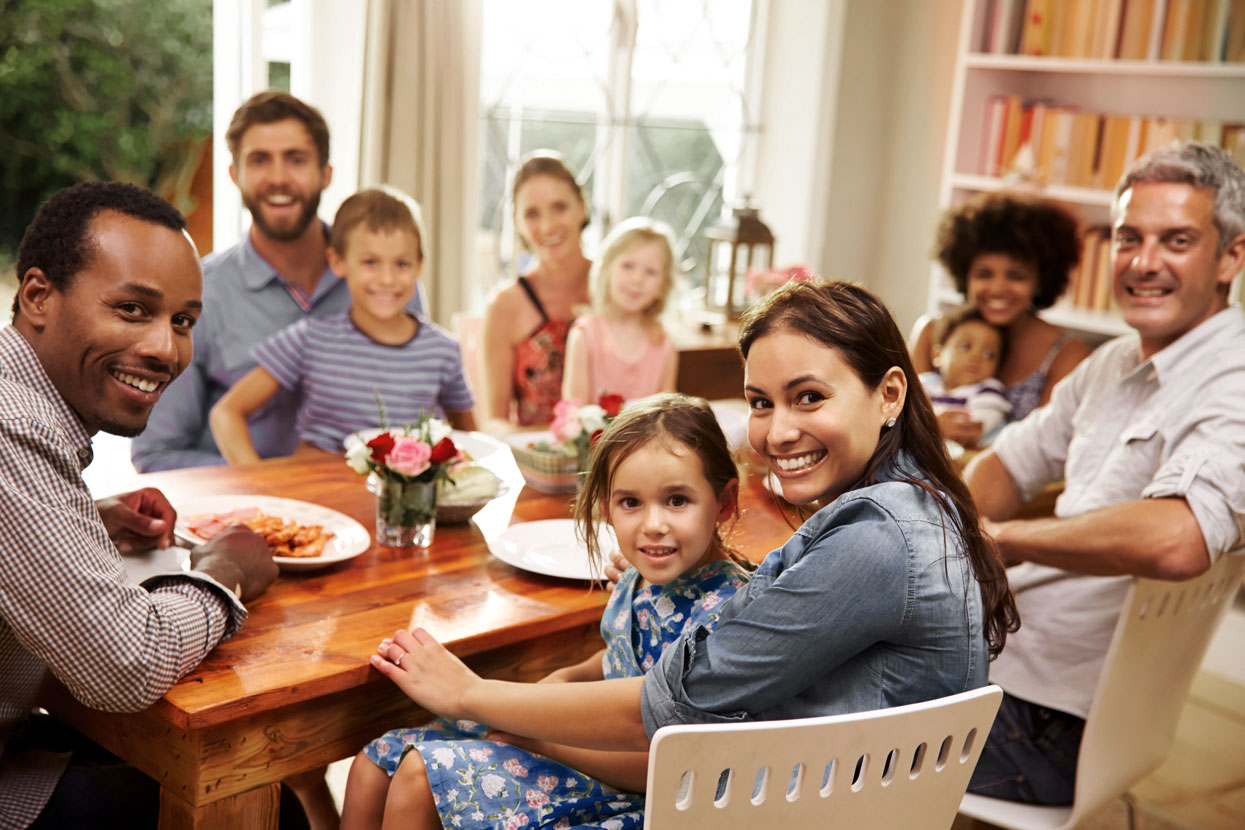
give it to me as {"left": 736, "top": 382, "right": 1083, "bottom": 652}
{"left": 885, "top": 417, "right": 897, "bottom": 428}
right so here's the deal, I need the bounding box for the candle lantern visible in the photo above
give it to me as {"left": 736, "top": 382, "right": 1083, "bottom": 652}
{"left": 701, "top": 202, "right": 775, "bottom": 321}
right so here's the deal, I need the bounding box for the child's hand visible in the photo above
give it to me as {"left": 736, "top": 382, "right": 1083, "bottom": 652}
{"left": 937, "top": 411, "right": 985, "bottom": 447}
{"left": 603, "top": 550, "right": 628, "bottom": 589}
{"left": 371, "top": 628, "right": 480, "bottom": 720}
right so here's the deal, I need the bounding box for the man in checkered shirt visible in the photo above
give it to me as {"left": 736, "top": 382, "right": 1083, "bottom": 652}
{"left": 0, "top": 182, "right": 280, "bottom": 828}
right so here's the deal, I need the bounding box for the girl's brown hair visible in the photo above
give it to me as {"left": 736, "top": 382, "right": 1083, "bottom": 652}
{"left": 739, "top": 280, "right": 1019, "bottom": 658}
{"left": 573, "top": 393, "right": 748, "bottom": 576}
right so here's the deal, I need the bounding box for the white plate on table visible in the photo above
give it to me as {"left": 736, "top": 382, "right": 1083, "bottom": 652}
{"left": 487, "top": 519, "right": 611, "bottom": 581}
{"left": 175, "top": 495, "right": 370, "bottom": 572}
{"left": 344, "top": 428, "right": 504, "bottom": 462}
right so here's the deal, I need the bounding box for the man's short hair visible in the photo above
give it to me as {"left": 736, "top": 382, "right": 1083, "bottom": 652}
{"left": 329, "top": 186, "right": 428, "bottom": 262}
{"left": 13, "top": 181, "right": 186, "bottom": 319}
{"left": 1114, "top": 141, "right": 1245, "bottom": 255}
{"left": 225, "top": 90, "right": 331, "bottom": 168}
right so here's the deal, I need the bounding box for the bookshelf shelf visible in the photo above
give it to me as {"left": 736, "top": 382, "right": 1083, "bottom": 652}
{"left": 964, "top": 53, "right": 1245, "bottom": 77}
{"left": 929, "top": 0, "right": 1245, "bottom": 343}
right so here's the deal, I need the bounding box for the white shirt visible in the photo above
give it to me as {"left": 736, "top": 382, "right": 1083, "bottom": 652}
{"left": 989, "top": 306, "right": 1245, "bottom": 718}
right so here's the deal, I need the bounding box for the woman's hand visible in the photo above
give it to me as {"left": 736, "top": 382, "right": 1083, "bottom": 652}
{"left": 372, "top": 628, "right": 481, "bottom": 720}
{"left": 937, "top": 411, "right": 985, "bottom": 447}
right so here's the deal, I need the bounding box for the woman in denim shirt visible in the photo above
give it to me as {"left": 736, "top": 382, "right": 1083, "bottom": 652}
{"left": 369, "top": 281, "right": 1019, "bottom": 765}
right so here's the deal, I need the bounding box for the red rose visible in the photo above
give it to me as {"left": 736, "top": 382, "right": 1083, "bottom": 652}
{"left": 589, "top": 429, "right": 604, "bottom": 446}
{"left": 366, "top": 432, "right": 396, "bottom": 463}
{"left": 429, "top": 436, "right": 458, "bottom": 465}
{"left": 599, "top": 394, "right": 624, "bottom": 417}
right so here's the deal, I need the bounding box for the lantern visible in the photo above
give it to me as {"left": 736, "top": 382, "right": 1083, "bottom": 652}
{"left": 701, "top": 202, "right": 775, "bottom": 321}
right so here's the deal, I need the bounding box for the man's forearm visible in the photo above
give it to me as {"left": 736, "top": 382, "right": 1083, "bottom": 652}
{"left": 990, "top": 497, "right": 1210, "bottom": 580}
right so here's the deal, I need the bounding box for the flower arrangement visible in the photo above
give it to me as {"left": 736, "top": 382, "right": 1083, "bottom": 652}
{"left": 745, "top": 263, "right": 815, "bottom": 302}
{"left": 535, "top": 393, "right": 625, "bottom": 469}
{"left": 345, "top": 404, "right": 461, "bottom": 547}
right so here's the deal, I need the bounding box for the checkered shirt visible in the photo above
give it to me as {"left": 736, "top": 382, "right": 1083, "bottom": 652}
{"left": 0, "top": 325, "right": 246, "bottom": 829}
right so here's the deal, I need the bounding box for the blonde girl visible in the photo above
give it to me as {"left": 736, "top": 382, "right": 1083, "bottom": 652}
{"left": 342, "top": 394, "right": 750, "bottom": 830}
{"left": 562, "top": 217, "right": 679, "bottom": 403}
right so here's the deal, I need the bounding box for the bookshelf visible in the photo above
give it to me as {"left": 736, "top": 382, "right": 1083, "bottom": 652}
{"left": 929, "top": 0, "right": 1245, "bottom": 343}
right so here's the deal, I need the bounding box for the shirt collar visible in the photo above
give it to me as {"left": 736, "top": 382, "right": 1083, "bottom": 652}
{"left": 238, "top": 222, "right": 335, "bottom": 295}
{"left": 1124, "top": 305, "right": 1245, "bottom": 384}
{"left": 0, "top": 325, "right": 94, "bottom": 467}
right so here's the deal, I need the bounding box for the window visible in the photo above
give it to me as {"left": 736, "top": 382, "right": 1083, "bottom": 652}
{"left": 477, "top": 0, "right": 762, "bottom": 295}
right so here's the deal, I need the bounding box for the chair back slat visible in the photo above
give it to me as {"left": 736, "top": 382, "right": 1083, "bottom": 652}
{"left": 644, "top": 685, "right": 1003, "bottom": 829}
{"left": 1066, "top": 554, "right": 1245, "bottom": 826}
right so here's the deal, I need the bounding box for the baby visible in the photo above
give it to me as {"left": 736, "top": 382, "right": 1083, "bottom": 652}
{"left": 919, "top": 306, "right": 1012, "bottom": 441}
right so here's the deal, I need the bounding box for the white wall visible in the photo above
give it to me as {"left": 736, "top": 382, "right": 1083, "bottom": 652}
{"left": 815, "top": 0, "right": 963, "bottom": 335}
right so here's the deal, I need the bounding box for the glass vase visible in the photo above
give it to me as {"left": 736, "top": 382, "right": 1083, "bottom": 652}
{"left": 375, "top": 476, "right": 437, "bottom": 549}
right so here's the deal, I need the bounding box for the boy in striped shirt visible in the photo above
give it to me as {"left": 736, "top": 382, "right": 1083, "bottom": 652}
{"left": 209, "top": 186, "right": 475, "bottom": 463}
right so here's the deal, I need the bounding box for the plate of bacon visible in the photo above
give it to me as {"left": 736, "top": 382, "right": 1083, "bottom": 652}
{"left": 177, "top": 496, "right": 370, "bottom": 572}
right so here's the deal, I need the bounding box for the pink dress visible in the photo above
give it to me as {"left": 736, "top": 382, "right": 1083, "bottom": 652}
{"left": 571, "top": 314, "right": 674, "bottom": 401}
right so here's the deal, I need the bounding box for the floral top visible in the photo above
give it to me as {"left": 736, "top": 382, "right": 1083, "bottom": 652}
{"left": 601, "top": 559, "right": 751, "bottom": 678}
{"left": 513, "top": 276, "right": 570, "bottom": 426}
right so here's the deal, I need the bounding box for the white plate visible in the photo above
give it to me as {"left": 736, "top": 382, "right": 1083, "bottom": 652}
{"left": 344, "top": 428, "right": 503, "bottom": 462}
{"left": 708, "top": 400, "right": 748, "bottom": 453}
{"left": 175, "top": 495, "right": 371, "bottom": 572}
{"left": 487, "top": 519, "right": 611, "bottom": 581}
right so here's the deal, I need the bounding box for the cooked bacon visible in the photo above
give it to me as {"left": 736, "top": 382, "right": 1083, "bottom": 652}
{"left": 183, "top": 509, "right": 333, "bottom": 558}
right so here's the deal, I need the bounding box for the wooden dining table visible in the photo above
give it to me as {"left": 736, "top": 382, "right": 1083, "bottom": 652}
{"left": 44, "top": 440, "right": 797, "bottom": 828}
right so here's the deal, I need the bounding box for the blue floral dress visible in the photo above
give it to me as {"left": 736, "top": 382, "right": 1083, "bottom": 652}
{"left": 363, "top": 559, "right": 749, "bottom": 829}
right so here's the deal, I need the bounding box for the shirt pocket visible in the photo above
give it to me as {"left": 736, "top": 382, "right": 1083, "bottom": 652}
{"left": 1098, "top": 419, "right": 1164, "bottom": 497}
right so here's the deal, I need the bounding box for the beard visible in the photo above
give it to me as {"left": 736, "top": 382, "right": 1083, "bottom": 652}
{"left": 242, "top": 187, "right": 322, "bottom": 242}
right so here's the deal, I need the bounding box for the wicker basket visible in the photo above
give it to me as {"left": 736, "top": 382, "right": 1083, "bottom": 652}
{"left": 503, "top": 431, "right": 581, "bottom": 494}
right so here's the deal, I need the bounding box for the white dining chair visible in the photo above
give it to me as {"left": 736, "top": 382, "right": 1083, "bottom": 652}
{"left": 643, "top": 685, "right": 1003, "bottom": 829}
{"left": 958, "top": 553, "right": 1245, "bottom": 830}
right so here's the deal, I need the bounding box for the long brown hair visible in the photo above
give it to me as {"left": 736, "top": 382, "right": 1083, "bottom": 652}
{"left": 573, "top": 393, "right": 749, "bottom": 576}
{"left": 739, "top": 280, "right": 1019, "bottom": 659}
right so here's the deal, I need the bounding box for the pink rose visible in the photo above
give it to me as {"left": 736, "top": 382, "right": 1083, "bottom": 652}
{"left": 550, "top": 400, "right": 582, "bottom": 443}
{"left": 387, "top": 437, "right": 432, "bottom": 477}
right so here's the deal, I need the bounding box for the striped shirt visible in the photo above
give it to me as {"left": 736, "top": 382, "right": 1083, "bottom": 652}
{"left": 0, "top": 325, "right": 246, "bottom": 829}
{"left": 254, "top": 311, "right": 475, "bottom": 452}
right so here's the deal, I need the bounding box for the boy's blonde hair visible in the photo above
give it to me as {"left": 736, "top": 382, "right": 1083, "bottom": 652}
{"left": 590, "top": 217, "right": 676, "bottom": 318}
{"left": 329, "top": 186, "right": 428, "bottom": 262}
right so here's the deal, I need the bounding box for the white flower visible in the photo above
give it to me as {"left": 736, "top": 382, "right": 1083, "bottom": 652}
{"left": 654, "top": 595, "right": 675, "bottom": 618}
{"left": 451, "top": 817, "right": 463, "bottom": 827}
{"left": 601, "top": 819, "right": 625, "bottom": 830}
{"left": 482, "top": 773, "right": 507, "bottom": 799}
{"left": 577, "top": 404, "right": 608, "bottom": 434}
{"left": 432, "top": 747, "right": 455, "bottom": 767}
{"left": 344, "top": 441, "right": 372, "bottom": 474}
{"left": 425, "top": 417, "right": 453, "bottom": 446}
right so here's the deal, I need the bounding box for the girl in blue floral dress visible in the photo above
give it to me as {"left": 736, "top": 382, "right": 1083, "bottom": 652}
{"left": 341, "top": 394, "right": 752, "bottom": 829}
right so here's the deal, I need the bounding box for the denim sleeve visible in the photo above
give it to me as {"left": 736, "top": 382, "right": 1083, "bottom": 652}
{"left": 641, "top": 498, "right": 909, "bottom": 735}
{"left": 131, "top": 336, "right": 225, "bottom": 472}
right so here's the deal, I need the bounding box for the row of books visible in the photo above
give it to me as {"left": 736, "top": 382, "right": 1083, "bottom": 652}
{"left": 980, "top": 0, "right": 1245, "bottom": 62}
{"left": 979, "top": 95, "right": 1245, "bottom": 189}
{"left": 1060, "top": 227, "right": 1118, "bottom": 312}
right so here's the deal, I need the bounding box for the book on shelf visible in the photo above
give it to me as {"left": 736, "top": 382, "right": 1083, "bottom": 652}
{"left": 1228, "top": 0, "right": 1245, "bottom": 61}
{"left": 975, "top": 96, "right": 1245, "bottom": 191}
{"left": 979, "top": 0, "right": 1245, "bottom": 61}
{"left": 1019, "top": 0, "right": 1056, "bottom": 54}
{"left": 1061, "top": 225, "right": 1115, "bottom": 313}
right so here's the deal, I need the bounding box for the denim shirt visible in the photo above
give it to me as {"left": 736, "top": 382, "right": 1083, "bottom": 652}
{"left": 640, "top": 455, "right": 987, "bottom": 736}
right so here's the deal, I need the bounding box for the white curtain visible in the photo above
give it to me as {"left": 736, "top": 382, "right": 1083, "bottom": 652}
{"left": 360, "top": 0, "right": 483, "bottom": 327}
